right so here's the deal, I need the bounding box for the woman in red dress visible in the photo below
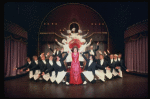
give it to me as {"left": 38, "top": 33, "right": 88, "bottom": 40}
{"left": 69, "top": 46, "right": 83, "bottom": 85}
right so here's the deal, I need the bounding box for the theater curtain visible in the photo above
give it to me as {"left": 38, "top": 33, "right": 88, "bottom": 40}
{"left": 125, "top": 35, "right": 148, "bottom": 73}
{"left": 4, "top": 39, "right": 27, "bottom": 77}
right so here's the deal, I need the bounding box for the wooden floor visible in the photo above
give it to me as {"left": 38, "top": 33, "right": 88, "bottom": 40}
{"left": 4, "top": 72, "right": 148, "bottom": 98}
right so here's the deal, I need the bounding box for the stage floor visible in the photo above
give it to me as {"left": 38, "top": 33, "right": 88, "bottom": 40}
{"left": 4, "top": 72, "right": 148, "bottom": 98}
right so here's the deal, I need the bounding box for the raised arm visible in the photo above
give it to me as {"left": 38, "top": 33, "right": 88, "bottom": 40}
{"left": 82, "top": 32, "right": 88, "bottom": 38}
{"left": 66, "top": 45, "right": 72, "bottom": 53}
{"left": 85, "top": 38, "right": 92, "bottom": 47}
{"left": 94, "top": 42, "right": 99, "bottom": 51}
{"left": 55, "top": 39, "right": 64, "bottom": 47}
{"left": 47, "top": 44, "right": 54, "bottom": 53}
{"left": 61, "top": 52, "right": 68, "bottom": 61}
{"left": 61, "top": 32, "right": 68, "bottom": 38}
{"left": 81, "top": 53, "right": 88, "bottom": 61}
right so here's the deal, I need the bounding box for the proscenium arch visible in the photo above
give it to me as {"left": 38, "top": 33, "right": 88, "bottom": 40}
{"left": 38, "top": 3, "right": 109, "bottom": 56}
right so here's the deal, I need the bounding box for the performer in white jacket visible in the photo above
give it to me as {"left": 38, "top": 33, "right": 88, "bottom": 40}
{"left": 61, "top": 28, "right": 88, "bottom": 43}
{"left": 55, "top": 39, "right": 72, "bottom": 68}
{"left": 79, "top": 38, "right": 92, "bottom": 67}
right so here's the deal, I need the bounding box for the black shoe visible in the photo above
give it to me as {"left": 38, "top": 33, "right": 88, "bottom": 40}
{"left": 34, "top": 80, "right": 38, "bottom": 82}
{"left": 91, "top": 80, "right": 96, "bottom": 84}
{"left": 42, "top": 79, "right": 47, "bottom": 82}
{"left": 54, "top": 81, "right": 57, "bottom": 84}
{"left": 29, "top": 78, "right": 34, "bottom": 80}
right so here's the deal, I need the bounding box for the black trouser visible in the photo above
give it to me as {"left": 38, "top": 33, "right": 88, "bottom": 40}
{"left": 96, "top": 68, "right": 106, "bottom": 74}
{"left": 81, "top": 73, "right": 85, "bottom": 82}
{"left": 66, "top": 72, "right": 70, "bottom": 82}
{"left": 80, "top": 62, "right": 84, "bottom": 66}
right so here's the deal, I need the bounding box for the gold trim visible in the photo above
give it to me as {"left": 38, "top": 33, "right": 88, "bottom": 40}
{"left": 84, "top": 32, "right": 107, "bottom": 38}
{"left": 4, "top": 35, "right": 28, "bottom": 44}
{"left": 68, "top": 22, "right": 80, "bottom": 30}
{"left": 40, "top": 32, "right": 65, "bottom": 38}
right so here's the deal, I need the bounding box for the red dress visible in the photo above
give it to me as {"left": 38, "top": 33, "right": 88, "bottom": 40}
{"left": 69, "top": 52, "right": 83, "bottom": 85}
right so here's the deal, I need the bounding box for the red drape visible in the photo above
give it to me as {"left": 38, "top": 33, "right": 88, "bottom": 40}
{"left": 125, "top": 36, "right": 148, "bottom": 73}
{"left": 4, "top": 39, "right": 27, "bottom": 77}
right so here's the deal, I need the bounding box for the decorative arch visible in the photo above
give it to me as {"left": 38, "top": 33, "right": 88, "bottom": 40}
{"left": 38, "top": 3, "right": 110, "bottom": 56}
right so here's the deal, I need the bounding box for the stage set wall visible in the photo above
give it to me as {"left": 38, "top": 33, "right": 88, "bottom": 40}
{"left": 124, "top": 20, "right": 148, "bottom": 74}
{"left": 4, "top": 19, "right": 28, "bottom": 78}
{"left": 38, "top": 3, "right": 110, "bottom": 58}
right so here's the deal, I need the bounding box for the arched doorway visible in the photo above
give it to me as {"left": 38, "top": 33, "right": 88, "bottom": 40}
{"left": 69, "top": 22, "right": 79, "bottom": 33}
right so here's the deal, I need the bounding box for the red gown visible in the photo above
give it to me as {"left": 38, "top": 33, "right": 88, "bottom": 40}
{"left": 69, "top": 52, "right": 83, "bottom": 85}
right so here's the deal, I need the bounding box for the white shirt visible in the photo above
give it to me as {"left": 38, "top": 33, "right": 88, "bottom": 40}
{"left": 114, "top": 59, "right": 117, "bottom": 62}
{"left": 35, "top": 60, "right": 38, "bottom": 65}
{"left": 28, "top": 61, "right": 31, "bottom": 65}
{"left": 90, "top": 50, "right": 94, "bottom": 55}
{"left": 49, "top": 60, "right": 53, "bottom": 66}
{"left": 100, "top": 59, "right": 104, "bottom": 66}
{"left": 110, "top": 59, "right": 113, "bottom": 64}
{"left": 57, "top": 51, "right": 59, "bottom": 55}
{"left": 56, "top": 61, "right": 62, "bottom": 67}
{"left": 118, "top": 58, "right": 120, "bottom": 61}
{"left": 88, "top": 60, "right": 93, "bottom": 67}
{"left": 42, "top": 60, "right": 47, "bottom": 64}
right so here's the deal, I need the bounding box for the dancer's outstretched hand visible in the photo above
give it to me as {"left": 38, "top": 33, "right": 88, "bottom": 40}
{"left": 47, "top": 44, "right": 50, "bottom": 48}
{"left": 26, "top": 68, "right": 30, "bottom": 72}
{"left": 126, "top": 69, "right": 129, "bottom": 72}
{"left": 97, "top": 42, "right": 99, "bottom": 45}
{"left": 104, "top": 51, "right": 107, "bottom": 55}
{"left": 46, "top": 52, "right": 50, "bottom": 56}
{"left": 20, "top": 69, "right": 23, "bottom": 72}
{"left": 99, "top": 50, "right": 102, "bottom": 54}
{"left": 107, "top": 49, "right": 110, "bottom": 53}
{"left": 55, "top": 39, "right": 58, "bottom": 42}
{"left": 90, "top": 38, "right": 92, "bottom": 42}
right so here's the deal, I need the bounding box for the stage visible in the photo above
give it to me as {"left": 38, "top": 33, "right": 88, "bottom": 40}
{"left": 4, "top": 72, "right": 148, "bottom": 98}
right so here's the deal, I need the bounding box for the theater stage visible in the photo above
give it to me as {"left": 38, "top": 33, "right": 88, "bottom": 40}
{"left": 4, "top": 72, "right": 148, "bottom": 98}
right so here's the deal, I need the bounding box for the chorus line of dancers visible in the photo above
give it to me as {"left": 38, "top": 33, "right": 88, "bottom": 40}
{"left": 13, "top": 43, "right": 129, "bottom": 85}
